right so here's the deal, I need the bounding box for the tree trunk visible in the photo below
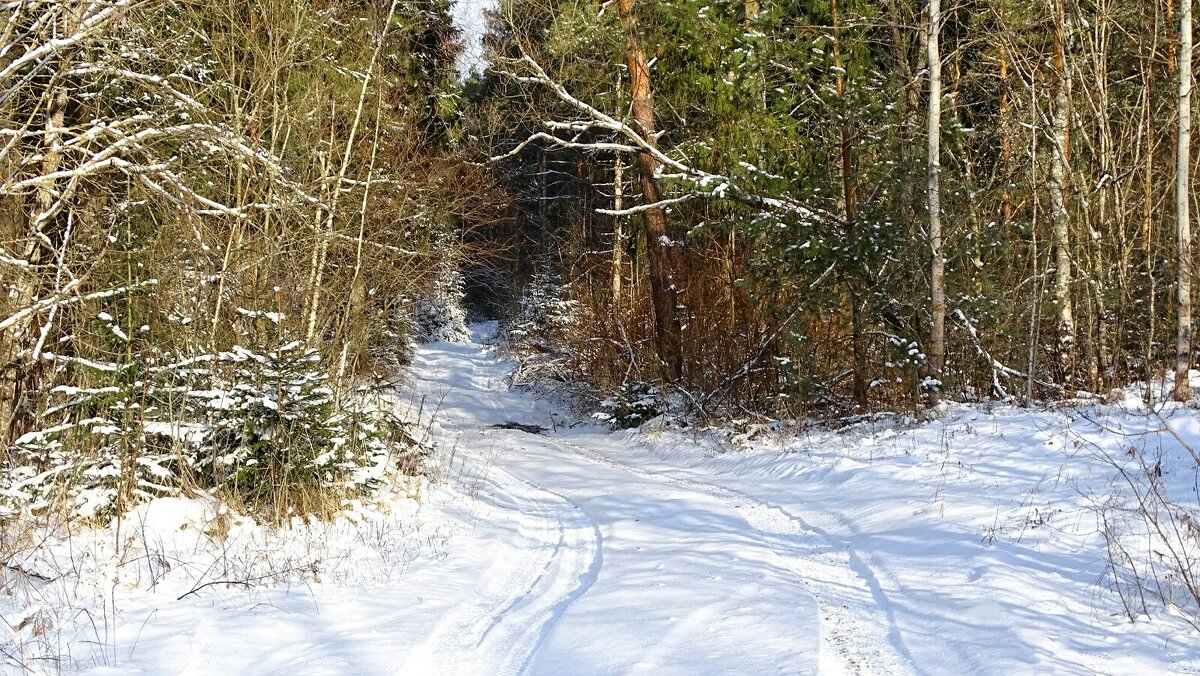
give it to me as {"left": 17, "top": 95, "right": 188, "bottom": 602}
{"left": 832, "top": 0, "right": 867, "bottom": 407}
{"left": 1175, "top": 0, "right": 1194, "bottom": 401}
{"left": 744, "top": 0, "right": 760, "bottom": 23}
{"left": 1142, "top": 30, "right": 1160, "bottom": 402}
{"left": 927, "top": 0, "right": 945, "bottom": 405}
{"left": 999, "top": 31, "right": 1012, "bottom": 228}
{"left": 1049, "top": 0, "right": 1076, "bottom": 384}
{"left": 3, "top": 6, "right": 80, "bottom": 441}
{"left": 1088, "top": 9, "right": 1115, "bottom": 393}
{"left": 612, "top": 150, "right": 624, "bottom": 307}
{"left": 617, "top": 0, "right": 684, "bottom": 382}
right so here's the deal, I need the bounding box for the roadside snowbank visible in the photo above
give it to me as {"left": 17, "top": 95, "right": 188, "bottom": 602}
{"left": 0, "top": 482, "right": 433, "bottom": 673}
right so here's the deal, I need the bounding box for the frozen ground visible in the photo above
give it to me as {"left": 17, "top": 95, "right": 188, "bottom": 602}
{"left": 4, "top": 327, "right": 1200, "bottom": 674}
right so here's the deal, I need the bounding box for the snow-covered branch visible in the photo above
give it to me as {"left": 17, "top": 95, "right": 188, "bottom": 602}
{"left": 596, "top": 194, "right": 697, "bottom": 216}
{"left": 0, "top": 280, "right": 160, "bottom": 333}
{"left": 493, "top": 50, "right": 845, "bottom": 227}
{"left": 953, "top": 309, "right": 1062, "bottom": 394}
{"left": 0, "top": 0, "right": 142, "bottom": 85}
{"left": 489, "top": 131, "right": 643, "bottom": 161}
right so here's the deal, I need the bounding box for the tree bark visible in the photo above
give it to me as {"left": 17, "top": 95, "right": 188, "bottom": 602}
{"left": 927, "top": 0, "right": 945, "bottom": 405}
{"left": 612, "top": 90, "right": 625, "bottom": 309}
{"left": 1049, "top": 0, "right": 1076, "bottom": 384}
{"left": 611, "top": 153, "right": 625, "bottom": 306}
{"left": 1085, "top": 6, "right": 1115, "bottom": 393}
{"left": 1144, "top": 45, "right": 1161, "bottom": 401}
{"left": 999, "top": 29, "right": 1012, "bottom": 228}
{"left": 3, "top": 5, "right": 80, "bottom": 441}
{"left": 617, "top": 0, "right": 684, "bottom": 382}
{"left": 744, "top": 0, "right": 760, "bottom": 23}
{"left": 1175, "top": 0, "right": 1193, "bottom": 401}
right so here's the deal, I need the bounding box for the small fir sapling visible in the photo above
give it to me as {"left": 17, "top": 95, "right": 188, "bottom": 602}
{"left": 413, "top": 263, "right": 471, "bottom": 344}
{"left": 593, "top": 381, "right": 662, "bottom": 429}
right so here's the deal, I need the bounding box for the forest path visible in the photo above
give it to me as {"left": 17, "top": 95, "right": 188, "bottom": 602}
{"left": 402, "top": 328, "right": 916, "bottom": 676}
{"left": 58, "top": 328, "right": 1200, "bottom": 675}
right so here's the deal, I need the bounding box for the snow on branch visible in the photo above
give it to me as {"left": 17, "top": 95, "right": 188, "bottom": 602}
{"left": 596, "top": 194, "right": 698, "bottom": 216}
{"left": 489, "top": 131, "right": 644, "bottom": 161}
{"left": 953, "top": 309, "right": 1062, "bottom": 395}
{"left": 491, "top": 49, "right": 845, "bottom": 227}
{"left": 64, "top": 65, "right": 206, "bottom": 111}
{"left": 0, "top": 279, "right": 159, "bottom": 333}
{"left": 0, "top": 0, "right": 141, "bottom": 85}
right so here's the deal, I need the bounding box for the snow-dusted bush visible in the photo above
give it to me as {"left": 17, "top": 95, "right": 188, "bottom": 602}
{"left": 0, "top": 341, "right": 419, "bottom": 520}
{"left": 413, "top": 264, "right": 470, "bottom": 344}
{"left": 189, "top": 342, "right": 391, "bottom": 506}
{"left": 593, "top": 381, "right": 662, "bottom": 429}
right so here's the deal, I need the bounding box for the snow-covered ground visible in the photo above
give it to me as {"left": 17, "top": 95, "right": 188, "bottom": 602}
{"left": 4, "top": 328, "right": 1200, "bottom": 674}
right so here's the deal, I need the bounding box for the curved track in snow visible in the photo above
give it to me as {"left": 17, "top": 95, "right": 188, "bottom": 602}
{"left": 406, "top": 334, "right": 917, "bottom": 675}
{"left": 547, "top": 434, "right": 919, "bottom": 676}
{"left": 398, "top": 460, "right": 602, "bottom": 676}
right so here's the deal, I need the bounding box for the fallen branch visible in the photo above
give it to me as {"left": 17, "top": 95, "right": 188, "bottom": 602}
{"left": 2, "top": 561, "right": 55, "bottom": 583}
{"left": 490, "top": 422, "right": 549, "bottom": 434}
{"left": 175, "top": 579, "right": 251, "bottom": 600}
{"left": 175, "top": 563, "right": 320, "bottom": 600}
{"left": 953, "top": 309, "right": 1062, "bottom": 396}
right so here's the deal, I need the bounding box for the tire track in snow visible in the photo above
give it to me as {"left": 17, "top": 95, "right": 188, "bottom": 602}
{"left": 513, "top": 479, "right": 604, "bottom": 676}
{"left": 470, "top": 463, "right": 604, "bottom": 676}
{"left": 395, "top": 433, "right": 601, "bottom": 676}
{"left": 413, "top": 340, "right": 915, "bottom": 674}
{"left": 736, "top": 498, "right": 930, "bottom": 676}
{"left": 543, "top": 434, "right": 921, "bottom": 676}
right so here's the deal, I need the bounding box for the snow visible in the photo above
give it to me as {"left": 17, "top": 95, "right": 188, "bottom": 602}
{"left": 4, "top": 328, "right": 1200, "bottom": 673}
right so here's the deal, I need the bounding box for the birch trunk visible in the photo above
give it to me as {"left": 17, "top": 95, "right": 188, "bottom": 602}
{"left": 611, "top": 152, "right": 624, "bottom": 307}
{"left": 1049, "top": 0, "right": 1076, "bottom": 383}
{"left": 927, "top": 0, "right": 945, "bottom": 405}
{"left": 1175, "top": 0, "right": 1194, "bottom": 401}
{"left": 3, "top": 4, "right": 82, "bottom": 441}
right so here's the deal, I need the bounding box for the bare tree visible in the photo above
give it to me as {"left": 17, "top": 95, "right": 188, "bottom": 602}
{"left": 0, "top": 0, "right": 304, "bottom": 439}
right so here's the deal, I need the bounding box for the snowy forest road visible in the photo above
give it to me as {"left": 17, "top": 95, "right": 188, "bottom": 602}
{"left": 44, "top": 329, "right": 1200, "bottom": 674}
{"left": 404, "top": 332, "right": 917, "bottom": 676}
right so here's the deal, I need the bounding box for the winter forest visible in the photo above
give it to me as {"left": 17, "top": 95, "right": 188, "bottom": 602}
{"left": 5, "top": 0, "right": 1200, "bottom": 673}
